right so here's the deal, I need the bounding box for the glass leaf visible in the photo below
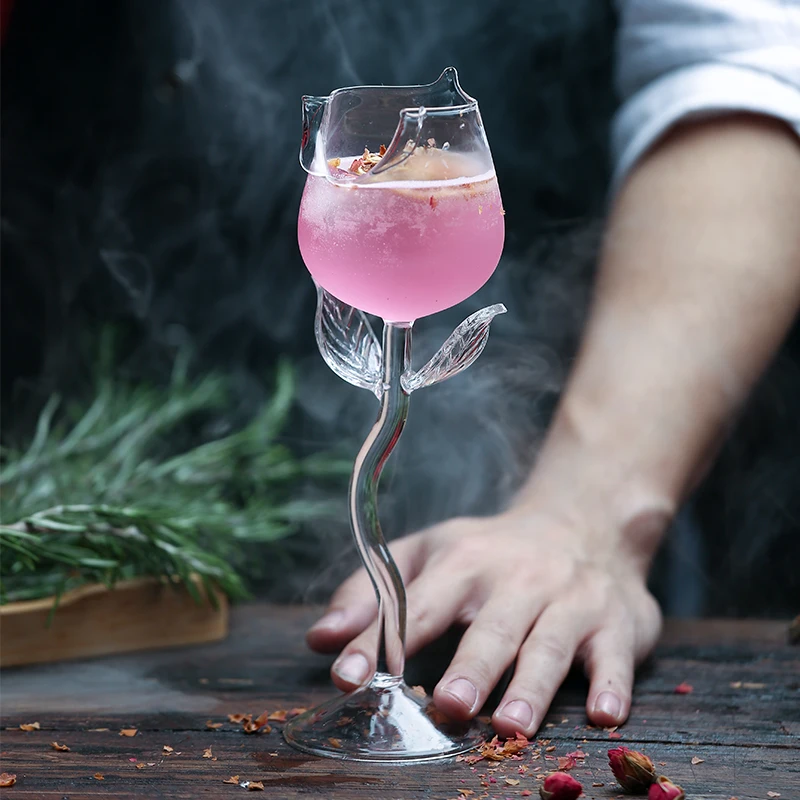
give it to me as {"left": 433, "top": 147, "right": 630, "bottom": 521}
{"left": 401, "top": 304, "right": 506, "bottom": 393}
{"left": 315, "top": 287, "right": 383, "bottom": 396}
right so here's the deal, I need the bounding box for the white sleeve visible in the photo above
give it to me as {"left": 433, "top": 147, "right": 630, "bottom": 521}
{"left": 612, "top": 0, "right": 800, "bottom": 192}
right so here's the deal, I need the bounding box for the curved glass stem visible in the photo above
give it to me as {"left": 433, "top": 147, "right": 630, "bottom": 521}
{"left": 284, "top": 314, "right": 490, "bottom": 760}
{"left": 350, "top": 322, "right": 411, "bottom": 679}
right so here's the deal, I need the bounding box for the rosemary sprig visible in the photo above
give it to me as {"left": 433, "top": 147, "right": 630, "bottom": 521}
{"left": 0, "top": 345, "right": 350, "bottom": 607}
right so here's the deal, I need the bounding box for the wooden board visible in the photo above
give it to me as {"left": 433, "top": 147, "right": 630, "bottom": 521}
{"left": 0, "top": 606, "right": 797, "bottom": 799}
{"left": 0, "top": 577, "right": 228, "bottom": 668}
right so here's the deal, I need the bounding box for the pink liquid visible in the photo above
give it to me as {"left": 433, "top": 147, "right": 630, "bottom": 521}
{"left": 297, "top": 151, "right": 504, "bottom": 322}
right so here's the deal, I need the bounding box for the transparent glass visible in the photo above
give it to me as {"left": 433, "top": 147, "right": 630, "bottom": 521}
{"left": 285, "top": 67, "right": 506, "bottom": 762}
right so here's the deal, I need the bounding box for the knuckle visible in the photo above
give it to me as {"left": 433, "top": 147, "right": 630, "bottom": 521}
{"left": 406, "top": 602, "right": 436, "bottom": 634}
{"left": 527, "top": 633, "right": 572, "bottom": 666}
{"left": 459, "top": 655, "right": 495, "bottom": 687}
{"left": 446, "top": 533, "right": 488, "bottom": 572}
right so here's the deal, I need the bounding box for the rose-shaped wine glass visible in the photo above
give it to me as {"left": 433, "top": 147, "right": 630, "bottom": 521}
{"left": 283, "top": 67, "right": 506, "bottom": 762}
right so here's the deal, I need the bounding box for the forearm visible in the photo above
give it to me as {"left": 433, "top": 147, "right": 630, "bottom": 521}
{"left": 516, "top": 115, "right": 800, "bottom": 556}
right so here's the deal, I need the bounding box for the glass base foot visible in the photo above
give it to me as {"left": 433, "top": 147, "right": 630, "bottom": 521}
{"left": 283, "top": 673, "right": 488, "bottom": 762}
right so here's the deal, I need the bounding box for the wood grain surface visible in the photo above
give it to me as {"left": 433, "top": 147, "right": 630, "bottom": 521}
{"left": 1, "top": 605, "right": 797, "bottom": 799}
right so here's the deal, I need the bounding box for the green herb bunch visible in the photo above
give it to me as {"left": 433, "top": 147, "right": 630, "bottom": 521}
{"left": 0, "top": 339, "right": 351, "bottom": 608}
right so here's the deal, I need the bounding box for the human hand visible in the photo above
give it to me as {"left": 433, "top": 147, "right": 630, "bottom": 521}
{"left": 306, "top": 508, "right": 662, "bottom": 738}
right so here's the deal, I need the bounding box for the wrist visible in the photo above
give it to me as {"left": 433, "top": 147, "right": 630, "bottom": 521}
{"left": 511, "top": 394, "right": 677, "bottom": 571}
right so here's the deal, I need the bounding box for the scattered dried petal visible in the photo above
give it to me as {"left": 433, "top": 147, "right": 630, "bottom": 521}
{"left": 267, "top": 710, "right": 288, "bottom": 723}
{"left": 203, "top": 747, "right": 213, "bottom": 759}
{"left": 19, "top": 722, "right": 40, "bottom": 731}
{"left": 730, "top": 681, "right": 743, "bottom": 689}
{"left": 593, "top": 783, "right": 605, "bottom": 787}
{"left": 691, "top": 756, "right": 705, "bottom": 765}
{"left": 243, "top": 711, "right": 271, "bottom": 735}
{"left": 0, "top": 773, "right": 17, "bottom": 787}
{"left": 163, "top": 745, "right": 174, "bottom": 754}
{"left": 94, "top": 773, "right": 104, "bottom": 781}
{"left": 119, "top": 728, "right": 138, "bottom": 737}
{"left": 767, "top": 793, "right": 781, "bottom": 798}
{"left": 674, "top": 682, "right": 694, "bottom": 695}
{"left": 248, "top": 781, "right": 265, "bottom": 791}
{"left": 206, "top": 720, "right": 224, "bottom": 730}
{"left": 135, "top": 763, "right": 146, "bottom": 770}
{"left": 545, "top": 746, "right": 556, "bottom": 753}
{"left": 327, "top": 737, "right": 343, "bottom": 748}
{"left": 222, "top": 776, "right": 240, "bottom": 784}
{"left": 609, "top": 731, "right": 622, "bottom": 739}
{"left": 557, "top": 755, "right": 577, "bottom": 771}
{"left": 228, "top": 713, "right": 251, "bottom": 724}
{"left": 51, "top": 742, "right": 70, "bottom": 751}
{"left": 505, "top": 778, "right": 520, "bottom": 786}
{"left": 476, "top": 732, "right": 530, "bottom": 763}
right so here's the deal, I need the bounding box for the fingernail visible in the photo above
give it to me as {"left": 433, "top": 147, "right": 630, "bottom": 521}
{"left": 594, "top": 691, "right": 622, "bottom": 719}
{"left": 442, "top": 678, "right": 478, "bottom": 712}
{"left": 309, "top": 610, "right": 345, "bottom": 632}
{"left": 332, "top": 652, "right": 369, "bottom": 685}
{"left": 497, "top": 699, "right": 532, "bottom": 729}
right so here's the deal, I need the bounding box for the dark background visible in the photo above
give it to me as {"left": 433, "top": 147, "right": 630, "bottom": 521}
{"left": 2, "top": 0, "right": 798, "bottom": 616}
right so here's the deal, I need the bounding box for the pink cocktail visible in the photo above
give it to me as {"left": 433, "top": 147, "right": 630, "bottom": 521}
{"left": 298, "top": 149, "right": 504, "bottom": 323}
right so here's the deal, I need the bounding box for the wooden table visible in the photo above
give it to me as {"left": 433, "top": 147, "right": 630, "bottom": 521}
{"left": 1, "top": 605, "right": 798, "bottom": 799}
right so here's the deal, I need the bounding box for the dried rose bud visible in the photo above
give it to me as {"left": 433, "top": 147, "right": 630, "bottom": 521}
{"left": 539, "top": 771, "right": 583, "bottom": 800}
{"left": 608, "top": 746, "right": 657, "bottom": 792}
{"left": 648, "top": 776, "right": 685, "bottom": 800}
